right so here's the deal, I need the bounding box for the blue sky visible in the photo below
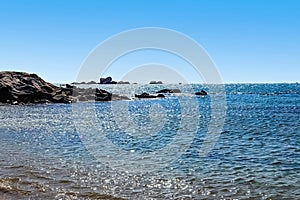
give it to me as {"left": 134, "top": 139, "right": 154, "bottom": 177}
{"left": 0, "top": 0, "right": 299, "bottom": 83}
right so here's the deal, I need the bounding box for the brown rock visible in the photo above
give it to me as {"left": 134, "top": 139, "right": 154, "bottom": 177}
{"left": 0, "top": 71, "right": 71, "bottom": 104}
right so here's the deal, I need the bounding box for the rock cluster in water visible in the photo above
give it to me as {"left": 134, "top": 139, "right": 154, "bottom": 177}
{"left": 72, "top": 77, "right": 130, "bottom": 85}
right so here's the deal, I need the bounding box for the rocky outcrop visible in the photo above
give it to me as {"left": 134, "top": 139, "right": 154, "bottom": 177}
{"left": 195, "top": 90, "right": 208, "bottom": 95}
{"left": 95, "top": 88, "right": 112, "bottom": 101}
{"left": 62, "top": 86, "right": 130, "bottom": 102}
{"left": 99, "top": 76, "right": 117, "bottom": 84}
{"left": 0, "top": 71, "right": 72, "bottom": 104}
{"left": 135, "top": 93, "right": 165, "bottom": 99}
{"left": 0, "top": 71, "right": 130, "bottom": 105}
{"left": 156, "top": 89, "right": 181, "bottom": 93}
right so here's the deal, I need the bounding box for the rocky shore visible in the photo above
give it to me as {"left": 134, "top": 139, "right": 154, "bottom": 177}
{"left": 0, "top": 71, "right": 129, "bottom": 105}
{"left": 0, "top": 71, "right": 208, "bottom": 105}
{"left": 0, "top": 71, "right": 71, "bottom": 104}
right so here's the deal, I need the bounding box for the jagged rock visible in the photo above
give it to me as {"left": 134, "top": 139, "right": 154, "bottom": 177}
{"left": 195, "top": 90, "right": 208, "bottom": 95}
{"left": 68, "top": 87, "right": 130, "bottom": 102}
{"left": 95, "top": 88, "right": 112, "bottom": 101}
{"left": 0, "top": 71, "right": 71, "bottom": 104}
{"left": 0, "top": 71, "right": 155, "bottom": 104}
{"left": 156, "top": 89, "right": 181, "bottom": 93}
{"left": 66, "top": 84, "right": 75, "bottom": 89}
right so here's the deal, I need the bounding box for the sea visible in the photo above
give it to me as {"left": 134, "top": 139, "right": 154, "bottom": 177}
{"left": 0, "top": 83, "right": 299, "bottom": 200}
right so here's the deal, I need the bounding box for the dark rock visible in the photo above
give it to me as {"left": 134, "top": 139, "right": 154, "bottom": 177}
{"left": 66, "top": 84, "right": 75, "bottom": 89}
{"left": 135, "top": 93, "right": 154, "bottom": 98}
{"left": 195, "top": 90, "right": 208, "bottom": 95}
{"left": 100, "top": 76, "right": 112, "bottom": 83}
{"left": 0, "top": 71, "right": 137, "bottom": 104}
{"left": 149, "top": 81, "right": 163, "bottom": 84}
{"left": 0, "top": 86, "right": 11, "bottom": 102}
{"left": 135, "top": 93, "right": 165, "bottom": 99}
{"left": 157, "top": 94, "right": 165, "bottom": 98}
{"left": 62, "top": 84, "right": 76, "bottom": 96}
{"left": 99, "top": 76, "right": 117, "bottom": 84}
{"left": 0, "top": 71, "right": 72, "bottom": 104}
{"left": 156, "top": 89, "right": 181, "bottom": 93}
{"left": 95, "top": 88, "right": 112, "bottom": 101}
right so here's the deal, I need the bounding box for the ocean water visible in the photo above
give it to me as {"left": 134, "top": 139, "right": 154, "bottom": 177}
{"left": 0, "top": 83, "right": 299, "bottom": 199}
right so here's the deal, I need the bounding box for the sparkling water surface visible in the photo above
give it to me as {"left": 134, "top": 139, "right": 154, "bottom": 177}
{"left": 0, "top": 84, "right": 299, "bottom": 199}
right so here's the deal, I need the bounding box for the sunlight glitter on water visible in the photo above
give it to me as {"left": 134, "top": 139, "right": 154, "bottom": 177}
{"left": 0, "top": 84, "right": 299, "bottom": 199}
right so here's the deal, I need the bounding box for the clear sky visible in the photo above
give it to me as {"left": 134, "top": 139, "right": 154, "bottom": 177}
{"left": 0, "top": 0, "right": 299, "bottom": 83}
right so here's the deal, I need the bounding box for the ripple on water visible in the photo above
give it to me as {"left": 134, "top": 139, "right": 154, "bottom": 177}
{"left": 0, "top": 84, "right": 299, "bottom": 199}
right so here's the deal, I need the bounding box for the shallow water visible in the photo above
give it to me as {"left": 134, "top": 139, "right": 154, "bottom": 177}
{"left": 0, "top": 84, "right": 299, "bottom": 199}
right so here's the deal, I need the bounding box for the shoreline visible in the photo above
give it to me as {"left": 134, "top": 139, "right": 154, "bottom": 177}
{"left": 0, "top": 71, "right": 210, "bottom": 105}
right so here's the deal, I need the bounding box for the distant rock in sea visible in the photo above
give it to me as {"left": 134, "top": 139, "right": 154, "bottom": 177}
{"left": 71, "top": 81, "right": 97, "bottom": 84}
{"left": 99, "top": 76, "right": 117, "bottom": 84}
{"left": 149, "top": 80, "right": 163, "bottom": 84}
{"left": 117, "top": 81, "right": 130, "bottom": 84}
